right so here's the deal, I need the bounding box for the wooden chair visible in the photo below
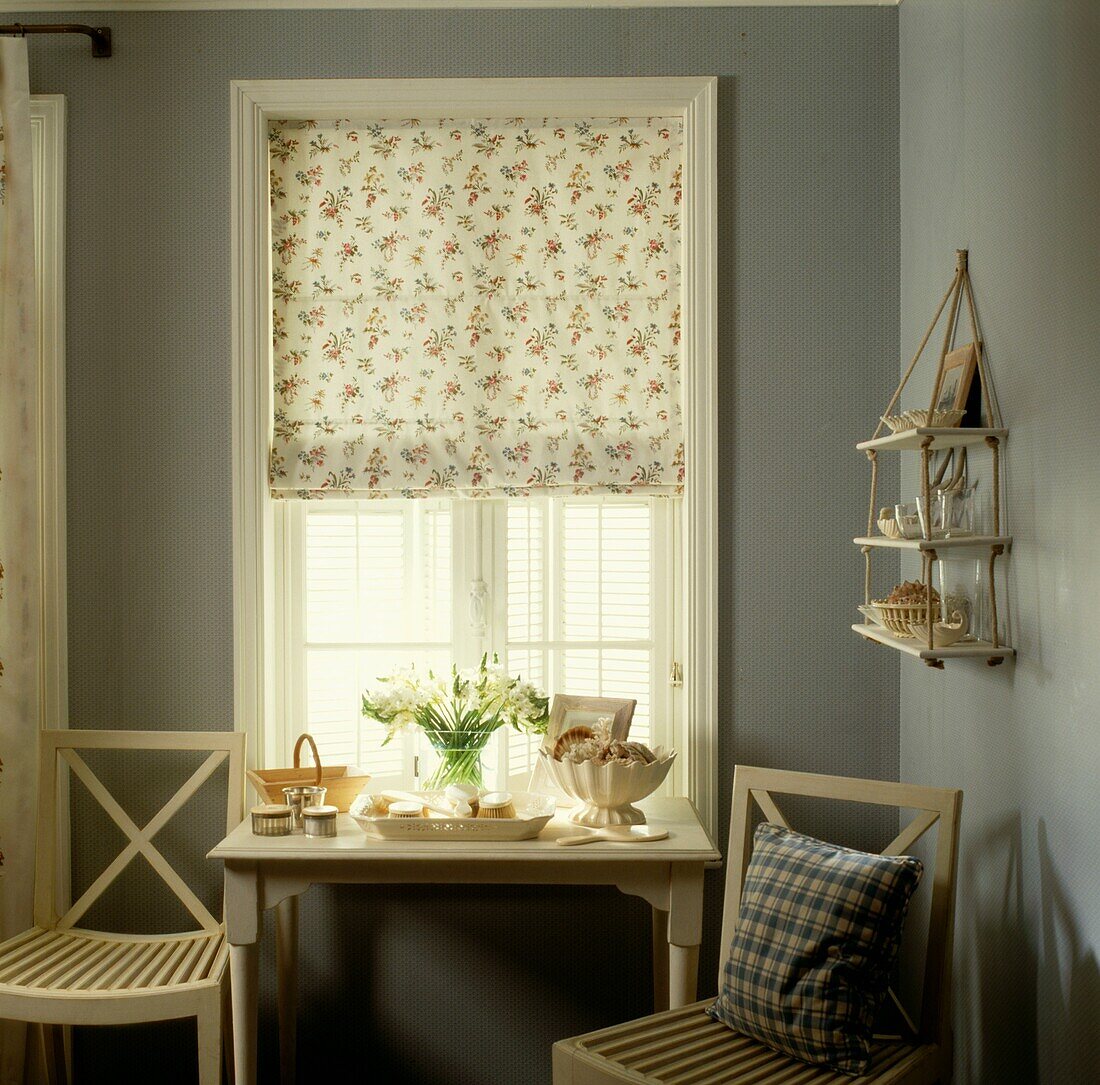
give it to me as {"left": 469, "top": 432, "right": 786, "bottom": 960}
{"left": 553, "top": 765, "right": 963, "bottom": 1085}
{"left": 0, "top": 730, "right": 246, "bottom": 1084}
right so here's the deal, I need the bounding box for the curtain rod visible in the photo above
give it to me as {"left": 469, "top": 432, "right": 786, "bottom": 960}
{"left": 0, "top": 23, "right": 111, "bottom": 58}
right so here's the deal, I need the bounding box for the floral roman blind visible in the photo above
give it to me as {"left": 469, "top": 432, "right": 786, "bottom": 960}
{"left": 269, "top": 116, "right": 684, "bottom": 498}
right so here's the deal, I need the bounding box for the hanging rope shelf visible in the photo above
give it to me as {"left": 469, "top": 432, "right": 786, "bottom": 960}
{"left": 852, "top": 249, "right": 1014, "bottom": 669}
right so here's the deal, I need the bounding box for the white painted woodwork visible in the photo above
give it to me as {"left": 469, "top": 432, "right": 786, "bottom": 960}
{"left": 0, "top": 730, "right": 246, "bottom": 1076}
{"left": 853, "top": 534, "right": 1012, "bottom": 552}
{"left": 231, "top": 76, "right": 719, "bottom": 837}
{"left": 29, "top": 96, "right": 67, "bottom": 735}
{"left": 852, "top": 623, "right": 1016, "bottom": 662}
{"left": 552, "top": 765, "right": 963, "bottom": 1085}
{"left": 210, "top": 795, "right": 719, "bottom": 1084}
{"left": 857, "top": 426, "right": 1008, "bottom": 452}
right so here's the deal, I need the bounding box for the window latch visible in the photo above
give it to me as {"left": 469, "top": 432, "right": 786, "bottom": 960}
{"left": 669, "top": 661, "right": 683, "bottom": 687}
{"left": 469, "top": 578, "right": 489, "bottom": 636}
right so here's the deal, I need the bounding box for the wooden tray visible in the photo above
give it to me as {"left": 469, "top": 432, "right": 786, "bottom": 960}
{"left": 351, "top": 792, "right": 556, "bottom": 841}
{"left": 246, "top": 733, "right": 370, "bottom": 813}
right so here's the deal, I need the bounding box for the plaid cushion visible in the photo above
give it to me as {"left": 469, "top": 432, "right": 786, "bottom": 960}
{"left": 709, "top": 823, "right": 923, "bottom": 1075}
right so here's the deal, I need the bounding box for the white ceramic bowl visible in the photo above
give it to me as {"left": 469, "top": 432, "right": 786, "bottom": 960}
{"left": 538, "top": 750, "right": 676, "bottom": 826}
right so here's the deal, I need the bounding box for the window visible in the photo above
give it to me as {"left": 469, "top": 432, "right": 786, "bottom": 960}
{"left": 274, "top": 495, "right": 680, "bottom": 793}
{"left": 233, "top": 78, "right": 716, "bottom": 830}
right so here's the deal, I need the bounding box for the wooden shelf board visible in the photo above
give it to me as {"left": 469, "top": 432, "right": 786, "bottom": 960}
{"left": 852, "top": 623, "right": 1015, "bottom": 661}
{"left": 857, "top": 427, "right": 1008, "bottom": 452}
{"left": 853, "top": 535, "right": 1012, "bottom": 552}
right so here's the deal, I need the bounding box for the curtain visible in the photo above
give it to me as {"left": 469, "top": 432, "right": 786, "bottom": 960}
{"left": 0, "top": 39, "right": 38, "bottom": 1081}
{"left": 269, "top": 116, "right": 684, "bottom": 498}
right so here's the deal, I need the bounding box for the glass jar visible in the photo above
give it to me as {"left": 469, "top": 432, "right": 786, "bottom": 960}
{"left": 940, "top": 484, "right": 976, "bottom": 538}
{"left": 421, "top": 733, "right": 493, "bottom": 790}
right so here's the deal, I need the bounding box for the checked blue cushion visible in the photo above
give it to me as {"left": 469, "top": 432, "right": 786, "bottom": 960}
{"left": 709, "top": 823, "right": 923, "bottom": 1075}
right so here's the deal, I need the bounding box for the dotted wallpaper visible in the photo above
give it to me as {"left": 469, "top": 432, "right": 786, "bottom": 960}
{"left": 900, "top": 1, "right": 1100, "bottom": 1081}
{"left": 17, "top": 7, "right": 899, "bottom": 1082}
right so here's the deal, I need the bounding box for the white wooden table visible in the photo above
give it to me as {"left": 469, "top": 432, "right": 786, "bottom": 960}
{"left": 210, "top": 796, "right": 720, "bottom": 1084}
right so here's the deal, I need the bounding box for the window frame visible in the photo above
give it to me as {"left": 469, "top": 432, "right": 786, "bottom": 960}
{"left": 232, "top": 77, "right": 718, "bottom": 833}
{"left": 31, "top": 94, "right": 68, "bottom": 731}
{"left": 274, "top": 494, "right": 678, "bottom": 794}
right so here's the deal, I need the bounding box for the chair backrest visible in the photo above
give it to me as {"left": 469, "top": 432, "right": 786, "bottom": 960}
{"left": 721, "top": 765, "right": 962, "bottom": 1050}
{"left": 34, "top": 730, "right": 247, "bottom": 934}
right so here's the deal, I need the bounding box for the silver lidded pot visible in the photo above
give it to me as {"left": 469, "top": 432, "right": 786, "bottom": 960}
{"left": 302, "top": 804, "right": 339, "bottom": 838}
{"left": 251, "top": 804, "right": 294, "bottom": 836}
{"left": 282, "top": 784, "right": 327, "bottom": 829}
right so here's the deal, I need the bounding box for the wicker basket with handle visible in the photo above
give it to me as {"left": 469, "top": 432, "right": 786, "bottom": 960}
{"left": 246, "top": 733, "right": 370, "bottom": 813}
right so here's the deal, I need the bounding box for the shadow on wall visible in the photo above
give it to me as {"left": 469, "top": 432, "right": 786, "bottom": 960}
{"left": 1036, "top": 820, "right": 1100, "bottom": 1084}
{"left": 955, "top": 816, "right": 1100, "bottom": 1085}
{"left": 956, "top": 813, "right": 1038, "bottom": 1084}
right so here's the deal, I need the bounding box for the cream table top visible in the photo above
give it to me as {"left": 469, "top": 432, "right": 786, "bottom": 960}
{"left": 210, "top": 795, "right": 720, "bottom": 864}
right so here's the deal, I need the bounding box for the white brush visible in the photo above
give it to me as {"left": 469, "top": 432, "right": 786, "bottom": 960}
{"left": 556, "top": 825, "right": 670, "bottom": 846}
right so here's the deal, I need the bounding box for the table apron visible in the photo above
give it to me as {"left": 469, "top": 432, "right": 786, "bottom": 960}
{"left": 224, "top": 859, "right": 705, "bottom": 945}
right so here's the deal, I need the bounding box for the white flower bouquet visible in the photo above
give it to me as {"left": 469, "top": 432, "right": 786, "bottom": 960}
{"left": 361, "top": 655, "right": 549, "bottom": 789}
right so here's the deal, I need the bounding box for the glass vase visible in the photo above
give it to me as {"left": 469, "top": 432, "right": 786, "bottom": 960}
{"left": 422, "top": 733, "right": 492, "bottom": 790}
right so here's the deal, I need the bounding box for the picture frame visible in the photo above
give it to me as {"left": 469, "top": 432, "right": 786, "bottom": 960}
{"left": 934, "top": 342, "right": 979, "bottom": 418}
{"left": 529, "top": 694, "right": 637, "bottom": 799}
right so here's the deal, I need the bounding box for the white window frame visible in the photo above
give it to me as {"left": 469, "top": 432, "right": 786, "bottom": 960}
{"left": 231, "top": 77, "right": 718, "bottom": 833}
{"left": 31, "top": 94, "right": 68, "bottom": 732}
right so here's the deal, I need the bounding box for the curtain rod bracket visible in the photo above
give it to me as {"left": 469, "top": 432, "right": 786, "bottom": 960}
{"left": 0, "top": 23, "right": 112, "bottom": 58}
{"left": 90, "top": 27, "right": 111, "bottom": 59}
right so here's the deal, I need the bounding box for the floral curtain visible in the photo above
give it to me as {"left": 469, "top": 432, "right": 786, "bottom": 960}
{"left": 269, "top": 115, "right": 684, "bottom": 498}
{"left": 0, "top": 37, "right": 39, "bottom": 1082}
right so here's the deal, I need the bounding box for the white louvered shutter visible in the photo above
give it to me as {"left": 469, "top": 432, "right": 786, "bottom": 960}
{"left": 559, "top": 501, "right": 655, "bottom": 746}
{"left": 301, "top": 502, "right": 453, "bottom": 787}
{"left": 286, "top": 495, "right": 672, "bottom": 793}
{"left": 502, "top": 498, "right": 667, "bottom": 792}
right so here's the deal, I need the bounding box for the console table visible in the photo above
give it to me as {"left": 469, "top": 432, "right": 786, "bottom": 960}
{"left": 210, "top": 796, "right": 721, "bottom": 1083}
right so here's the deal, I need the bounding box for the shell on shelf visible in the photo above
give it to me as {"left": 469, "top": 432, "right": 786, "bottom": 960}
{"left": 880, "top": 407, "right": 965, "bottom": 433}
{"left": 909, "top": 611, "right": 970, "bottom": 647}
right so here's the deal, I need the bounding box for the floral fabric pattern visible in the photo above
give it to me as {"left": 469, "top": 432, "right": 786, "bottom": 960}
{"left": 269, "top": 116, "right": 684, "bottom": 498}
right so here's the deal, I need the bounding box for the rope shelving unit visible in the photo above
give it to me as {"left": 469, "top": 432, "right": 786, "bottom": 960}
{"left": 853, "top": 249, "right": 1014, "bottom": 669}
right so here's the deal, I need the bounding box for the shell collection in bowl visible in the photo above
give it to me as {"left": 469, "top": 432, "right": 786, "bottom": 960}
{"left": 539, "top": 721, "right": 675, "bottom": 827}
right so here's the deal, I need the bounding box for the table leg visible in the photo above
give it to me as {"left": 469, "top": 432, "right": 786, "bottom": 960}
{"left": 669, "top": 944, "right": 701, "bottom": 1008}
{"left": 667, "top": 862, "right": 705, "bottom": 1009}
{"left": 276, "top": 895, "right": 299, "bottom": 1085}
{"left": 230, "top": 942, "right": 259, "bottom": 1085}
{"left": 651, "top": 907, "right": 670, "bottom": 1012}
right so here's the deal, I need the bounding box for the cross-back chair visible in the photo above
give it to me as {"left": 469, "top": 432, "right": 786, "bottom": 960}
{"left": 553, "top": 765, "right": 963, "bottom": 1085}
{"left": 0, "top": 730, "right": 246, "bottom": 1084}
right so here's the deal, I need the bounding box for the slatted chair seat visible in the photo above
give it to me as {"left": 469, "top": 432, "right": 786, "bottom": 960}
{"left": 0, "top": 730, "right": 245, "bottom": 1084}
{"left": 554, "top": 766, "right": 962, "bottom": 1085}
{"left": 556, "top": 999, "right": 933, "bottom": 1084}
{"left": 0, "top": 928, "right": 227, "bottom": 995}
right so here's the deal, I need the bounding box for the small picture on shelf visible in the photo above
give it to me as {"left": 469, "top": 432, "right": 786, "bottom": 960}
{"left": 934, "top": 343, "right": 979, "bottom": 421}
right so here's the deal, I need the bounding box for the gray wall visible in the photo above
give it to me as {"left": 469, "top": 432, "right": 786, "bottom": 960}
{"left": 20, "top": 8, "right": 899, "bottom": 1081}
{"left": 899, "top": 1, "right": 1100, "bottom": 1082}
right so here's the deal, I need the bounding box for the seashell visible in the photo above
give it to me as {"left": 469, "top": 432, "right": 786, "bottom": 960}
{"left": 552, "top": 726, "right": 595, "bottom": 760}
{"left": 910, "top": 610, "right": 970, "bottom": 647}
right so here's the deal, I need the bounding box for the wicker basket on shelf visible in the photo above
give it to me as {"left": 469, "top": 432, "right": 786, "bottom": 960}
{"left": 246, "top": 733, "right": 370, "bottom": 813}
{"left": 871, "top": 600, "right": 939, "bottom": 638}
